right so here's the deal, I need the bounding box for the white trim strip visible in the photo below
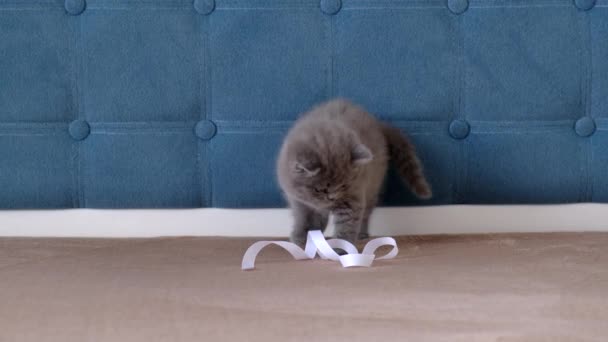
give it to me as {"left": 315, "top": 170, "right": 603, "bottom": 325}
{"left": 0, "top": 204, "right": 607, "bottom": 238}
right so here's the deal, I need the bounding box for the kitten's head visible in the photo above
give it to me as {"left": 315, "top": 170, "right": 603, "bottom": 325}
{"left": 280, "top": 133, "right": 373, "bottom": 209}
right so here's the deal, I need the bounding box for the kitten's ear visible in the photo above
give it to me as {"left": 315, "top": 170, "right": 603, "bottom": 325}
{"left": 293, "top": 162, "right": 320, "bottom": 177}
{"left": 352, "top": 144, "right": 373, "bottom": 165}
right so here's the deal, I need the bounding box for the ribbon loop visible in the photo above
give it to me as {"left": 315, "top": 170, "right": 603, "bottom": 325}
{"left": 361, "top": 237, "right": 399, "bottom": 260}
{"left": 242, "top": 230, "right": 399, "bottom": 270}
{"left": 327, "top": 238, "right": 358, "bottom": 255}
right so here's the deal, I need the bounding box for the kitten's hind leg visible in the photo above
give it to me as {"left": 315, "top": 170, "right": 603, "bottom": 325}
{"left": 358, "top": 205, "right": 375, "bottom": 240}
{"left": 289, "top": 199, "right": 329, "bottom": 246}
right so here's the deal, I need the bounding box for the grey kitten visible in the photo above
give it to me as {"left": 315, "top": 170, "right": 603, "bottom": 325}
{"left": 277, "top": 99, "right": 432, "bottom": 245}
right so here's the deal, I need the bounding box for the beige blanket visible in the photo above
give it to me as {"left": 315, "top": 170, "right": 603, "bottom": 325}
{"left": 1, "top": 233, "right": 607, "bottom": 341}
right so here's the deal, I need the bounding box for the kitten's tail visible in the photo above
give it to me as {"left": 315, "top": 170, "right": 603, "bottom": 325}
{"left": 382, "top": 124, "right": 432, "bottom": 199}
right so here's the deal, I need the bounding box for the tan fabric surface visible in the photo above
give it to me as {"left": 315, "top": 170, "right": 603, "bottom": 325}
{"left": 1, "top": 233, "right": 608, "bottom": 342}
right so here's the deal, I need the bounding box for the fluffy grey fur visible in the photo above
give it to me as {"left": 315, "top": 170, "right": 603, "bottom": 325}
{"left": 277, "top": 99, "right": 432, "bottom": 245}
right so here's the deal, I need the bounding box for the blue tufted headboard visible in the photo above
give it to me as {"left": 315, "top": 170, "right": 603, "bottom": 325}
{"left": 0, "top": 0, "right": 606, "bottom": 209}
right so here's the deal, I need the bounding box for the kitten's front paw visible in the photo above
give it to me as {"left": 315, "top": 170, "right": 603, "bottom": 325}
{"left": 290, "top": 232, "right": 307, "bottom": 247}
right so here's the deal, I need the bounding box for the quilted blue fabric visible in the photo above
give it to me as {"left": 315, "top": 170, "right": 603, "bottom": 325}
{"left": 0, "top": 0, "right": 607, "bottom": 209}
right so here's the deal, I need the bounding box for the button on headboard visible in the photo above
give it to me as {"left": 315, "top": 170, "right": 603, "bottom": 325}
{"left": 0, "top": 0, "right": 606, "bottom": 208}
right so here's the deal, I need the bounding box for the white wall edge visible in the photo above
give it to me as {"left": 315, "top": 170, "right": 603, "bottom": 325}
{"left": 1, "top": 204, "right": 608, "bottom": 238}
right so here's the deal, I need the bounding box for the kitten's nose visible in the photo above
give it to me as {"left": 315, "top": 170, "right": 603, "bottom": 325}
{"left": 327, "top": 193, "right": 337, "bottom": 201}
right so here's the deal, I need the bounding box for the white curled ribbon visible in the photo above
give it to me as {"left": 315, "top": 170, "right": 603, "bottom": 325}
{"left": 241, "top": 230, "right": 398, "bottom": 270}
